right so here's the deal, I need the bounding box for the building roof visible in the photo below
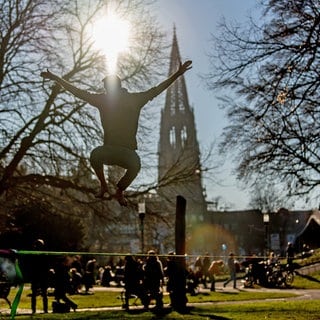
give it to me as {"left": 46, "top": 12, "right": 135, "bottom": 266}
{"left": 297, "top": 209, "right": 320, "bottom": 237}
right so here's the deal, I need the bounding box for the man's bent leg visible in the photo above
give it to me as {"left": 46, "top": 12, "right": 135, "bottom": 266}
{"left": 115, "top": 149, "right": 141, "bottom": 189}
{"left": 90, "top": 146, "right": 110, "bottom": 198}
{"left": 115, "top": 148, "right": 141, "bottom": 206}
{"left": 90, "top": 145, "right": 141, "bottom": 203}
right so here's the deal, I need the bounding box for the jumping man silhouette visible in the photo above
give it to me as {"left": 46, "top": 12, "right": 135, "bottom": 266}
{"left": 41, "top": 60, "right": 192, "bottom": 206}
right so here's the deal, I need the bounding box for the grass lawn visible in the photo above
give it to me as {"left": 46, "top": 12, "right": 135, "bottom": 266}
{"left": 0, "top": 284, "right": 316, "bottom": 320}
{"left": 1, "top": 269, "right": 319, "bottom": 319}
{"left": 5, "top": 286, "right": 298, "bottom": 310}
{"left": 292, "top": 271, "right": 320, "bottom": 289}
{"left": 2, "top": 299, "right": 320, "bottom": 320}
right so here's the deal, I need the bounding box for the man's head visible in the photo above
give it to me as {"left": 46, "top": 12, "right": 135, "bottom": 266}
{"left": 148, "top": 250, "right": 156, "bottom": 256}
{"left": 147, "top": 250, "right": 157, "bottom": 261}
{"left": 102, "top": 74, "right": 122, "bottom": 92}
{"left": 33, "top": 239, "right": 45, "bottom": 249}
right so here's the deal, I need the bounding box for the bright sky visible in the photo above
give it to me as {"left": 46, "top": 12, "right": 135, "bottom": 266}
{"left": 155, "top": 0, "right": 259, "bottom": 210}
{"left": 92, "top": 13, "right": 130, "bottom": 73}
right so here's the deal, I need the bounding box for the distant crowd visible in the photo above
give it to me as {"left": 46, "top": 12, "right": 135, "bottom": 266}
{"left": 1, "top": 239, "right": 310, "bottom": 314}
{"left": 27, "top": 243, "right": 233, "bottom": 313}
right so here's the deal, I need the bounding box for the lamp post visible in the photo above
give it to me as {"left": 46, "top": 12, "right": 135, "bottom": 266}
{"left": 263, "top": 212, "right": 270, "bottom": 257}
{"left": 295, "top": 219, "right": 300, "bottom": 252}
{"left": 138, "top": 201, "right": 146, "bottom": 253}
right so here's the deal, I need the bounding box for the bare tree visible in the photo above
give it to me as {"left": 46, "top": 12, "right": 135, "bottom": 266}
{"left": 206, "top": 0, "right": 320, "bottom": 201}
{"left": 0, "top": 0, "right": 168, "bottom": 203}
{"left": 249, "top": 180, "right": 293, "bottom": 212}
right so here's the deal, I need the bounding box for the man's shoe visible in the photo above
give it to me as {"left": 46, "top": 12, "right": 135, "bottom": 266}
{"left": 114, "top": 189, "right": 128, "bottom": 206}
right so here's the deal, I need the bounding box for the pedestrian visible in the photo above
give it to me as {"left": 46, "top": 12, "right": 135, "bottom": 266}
{"left": 122, "top": 255, "right": 147, "bottom": 310}
{"left": 143, "top": 250, "right": 164, "bottom": 311}
{"left": 83, "top": 258, "right": 96, "bottom": 294}
{"left": 223, "top": 253, "right": 237, "bottom": 289}
{"left": 186, "top": 267, "right": 199, "bottom": 296}
{"left": 40, "top": 60, "right": 192, "bottom": 206}
{"left": 268, "top": 252, "right": 278, "bottom": 266}
{"left": 194, "top": 256, "right": 203, "bottom": 285}
{"left": 53, "top": 256, "right": 78, "bottom": 312}
{"left": 202, "top": 253, "right": 211, "bottom": 288}
{"left": 208, "top": 259, "right": 224, "bottom": 292}
{"left": 30, "top": 239, "right": 49, "bottom": 314}
{"left": 69, "top": 268, "right": 82, "bottom": 294}
{"left": 71, "top": 255, "right": 84, "bottom": 275}
{"left": 101, "top": 265, "right": 112, "bottom": 287}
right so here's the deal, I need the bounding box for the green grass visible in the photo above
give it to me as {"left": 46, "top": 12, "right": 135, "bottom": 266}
{"left": 5, "top": 287, "right": 297, "bottom": 310}
{"left": 3, "top": 300, "right": 320, "bottom": 320}
{"left": 6, "top": 288, "right": 126, "bottom": 309}
{"left": 1, "top": 267, "right": 319, "bottom": 319}
{"left": 293, "top": 270, "right": 320, "bottom": 289}
{"left": 0, "top": 285, "right": 305, "bottom": 320}
{"left": 17, "top": 286, "right": 303, "bottom": 307}
{"left": 196, "top": 300, "right": 320, "bottom": 320}
{"left": 295, "top": 248, "right": 320, "bottom": 267}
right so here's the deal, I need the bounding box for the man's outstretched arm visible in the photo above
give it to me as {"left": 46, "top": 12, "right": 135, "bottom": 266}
{"left": 152, "top": 60, "right": 192, "bottom": 97}
{"left": 41, "top": 69, "right": 92, "bottom": 102}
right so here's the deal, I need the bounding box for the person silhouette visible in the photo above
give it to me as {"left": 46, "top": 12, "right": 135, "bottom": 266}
{"left": 30, "top": 239, "right": 49, "bottom": 314}
{"left": 41, "top": 60, "right": 192, "bottom": 206}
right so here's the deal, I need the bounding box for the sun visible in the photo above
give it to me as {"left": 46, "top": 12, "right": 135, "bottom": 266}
{"left": 91, "top": 12, "right": 130, "bottom": 74}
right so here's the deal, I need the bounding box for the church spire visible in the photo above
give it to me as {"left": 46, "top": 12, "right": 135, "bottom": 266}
{"left": 168, "top": 25, "right": 181, "bottom": 74}
{"left": 158, "top": 29, "right": 206, "bottom": 225}
{"left": 165, "top": 27, "right": 190, "bottom": 115}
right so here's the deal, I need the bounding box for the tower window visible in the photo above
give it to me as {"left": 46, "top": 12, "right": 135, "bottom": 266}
{"left": 170, "top": 126, "right": 176, "bottom": 148}
{"left": 181, "top": 125, "right": 187, "bottom": 146}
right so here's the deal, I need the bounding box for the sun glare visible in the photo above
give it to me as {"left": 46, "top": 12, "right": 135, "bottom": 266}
{"left": 92, "top": 12, "right": 130, "bottom": 74}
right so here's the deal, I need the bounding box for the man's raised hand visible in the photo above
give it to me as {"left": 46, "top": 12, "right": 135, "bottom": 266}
{"left": 40, "top": 69, "right": 55, "bottom": 80}
{"left": 178, "top": 60, "right": 192, "bottom": 75}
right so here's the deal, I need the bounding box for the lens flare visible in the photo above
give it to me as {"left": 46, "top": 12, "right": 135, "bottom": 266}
{"left": 187, "top": 224, "right": 237, "bottom": 257}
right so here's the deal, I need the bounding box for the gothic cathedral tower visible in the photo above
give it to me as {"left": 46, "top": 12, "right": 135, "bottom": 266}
{"left": 158, "top": 29, "right": 207, "bottom": 230}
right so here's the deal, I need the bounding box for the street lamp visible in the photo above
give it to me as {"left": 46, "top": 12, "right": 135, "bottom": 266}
{"left": 138, "top": 200, "right": 146, "bottom": 253}
{"left": 295, "top": 219, "right": 300, "bottom": 252}
{"left": 263, "top": 212, "right": 270, "bottom": 257}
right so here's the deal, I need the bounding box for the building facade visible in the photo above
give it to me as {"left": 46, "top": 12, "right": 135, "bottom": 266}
{"left": 205, "top": 208, "right": 320, "bottom": 257}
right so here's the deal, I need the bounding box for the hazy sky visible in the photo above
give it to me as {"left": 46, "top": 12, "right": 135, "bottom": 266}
{"left": 154, "top": 0, "right": 259, "bottom": 209}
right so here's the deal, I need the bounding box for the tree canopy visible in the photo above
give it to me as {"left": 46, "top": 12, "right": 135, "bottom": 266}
{"left": 207, "top": 0, "right": 320, "bottom": 202}
{"left": 0, "top": 0, "right": 167, "bottom": 205}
